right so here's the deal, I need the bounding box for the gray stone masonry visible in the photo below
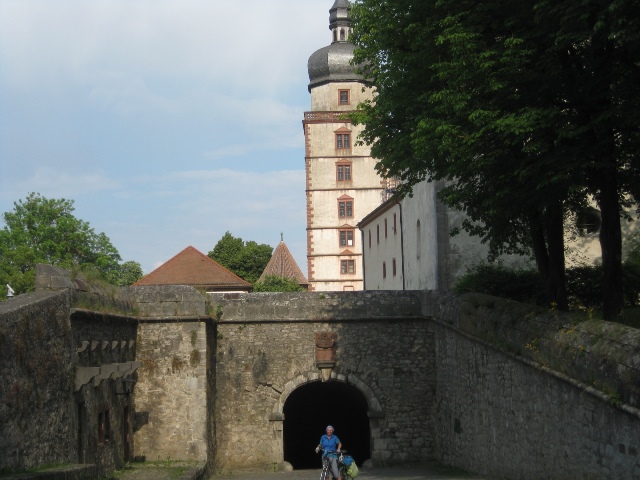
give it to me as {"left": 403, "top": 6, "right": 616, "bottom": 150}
{"left": 127, "top": 285, "right": 207, "bottom": 319}
{"left": 133, "top": 320, "right": 209, "bottom": 463}
{"left": 35, "top": 264, "right": 136, "bottom": 314}
{"left": 0, "top": 290, "right": 77, "bottom": 472}
{"left": 4, "top": 270, "right": 640, "bottom": 480}
{"left": 1, "top": 265, "right": 140, "bottom": 477}
{"left": 434, "top": 292, "right": 640, "bottom": 479}
{"left": 210, "top": 291, "right": 435, "bottom": 471}
{"left": 209, "top": 291, "right": 425, "bottom": 322}
{"left": 437, "top": 292, "right": 640, "bottom": 410}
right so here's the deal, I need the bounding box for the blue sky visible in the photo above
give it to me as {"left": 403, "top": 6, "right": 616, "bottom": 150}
{"left": 0, "top": 0, "right": 334, "bottom": 275}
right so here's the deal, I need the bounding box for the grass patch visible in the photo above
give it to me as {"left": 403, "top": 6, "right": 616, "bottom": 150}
{"left": 104, "top": 460, "right": 199, "bottom": 480}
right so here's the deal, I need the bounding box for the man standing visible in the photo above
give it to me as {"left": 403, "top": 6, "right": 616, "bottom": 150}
{"left": 316, "top": 425, "right": 342, "bottom": 480}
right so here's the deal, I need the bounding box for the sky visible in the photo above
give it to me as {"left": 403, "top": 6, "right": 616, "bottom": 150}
{"left": 0, "top": 0, "right": 334, "bottom": 275}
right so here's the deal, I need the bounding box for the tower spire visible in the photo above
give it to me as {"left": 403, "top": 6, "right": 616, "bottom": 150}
{"left": 329, "top": 0, "right": 352, "bottom": 43}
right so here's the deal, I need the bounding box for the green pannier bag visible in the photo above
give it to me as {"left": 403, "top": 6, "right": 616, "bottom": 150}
{"left": 347, "top": 461, "right": 359, "bottom": 478}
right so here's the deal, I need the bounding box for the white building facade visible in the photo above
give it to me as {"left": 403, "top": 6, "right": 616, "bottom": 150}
{"left": 359, "top": 180, "right": 533, "bottom": 291}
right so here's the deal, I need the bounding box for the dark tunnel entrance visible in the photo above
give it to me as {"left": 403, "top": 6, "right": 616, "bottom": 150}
{"left": 283, "top": 381, "right": 371, "bottom": 470}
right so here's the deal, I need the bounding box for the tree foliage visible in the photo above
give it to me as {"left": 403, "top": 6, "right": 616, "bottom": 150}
{"left": 208, "top": 231, "right": 273, "bottom": 284}
{"left": 111, "top": 260, "right": 144, "bottom": 287}
{"left": 252, "top": 275, "right": 306, "bottom": 292}
{"left": 0, "top": 193, "right": 142, "bottom": 296}
{"left": 350, "top": 0, "right": 640, "bottom": 319}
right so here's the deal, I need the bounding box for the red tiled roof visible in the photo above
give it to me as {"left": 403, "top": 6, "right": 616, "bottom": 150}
{"left": 257, "top": 241, "right": 309, "bottom": 287}
{"left": 134, "top": 246, "right": 251, "bottom": 291}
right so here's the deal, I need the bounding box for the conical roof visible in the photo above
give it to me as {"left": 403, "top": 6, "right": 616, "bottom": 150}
{"left": 257, "top": 241, "right": 309, "bottom": 288}
{"left": 134, "top": 246, "right": 252, "bottom": 291}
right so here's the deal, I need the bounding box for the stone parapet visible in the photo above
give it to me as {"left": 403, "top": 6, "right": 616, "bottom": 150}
{"left": 125, "top": 285, "right": 207, "bottom": 318}
{"left": 35, "top": 264, "right": 136, "bottom": 314}
{"left": 209, "top": 290, "right": 425, "bottom": 323}
{"left": 0, "top": 290, "right": 77, "bottom": 471}
{"left": 436, "top": 292, "right": 640, "bottom": 411}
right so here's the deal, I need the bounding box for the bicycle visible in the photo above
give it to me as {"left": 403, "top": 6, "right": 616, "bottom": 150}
{"left": 317, "top": 447, "right": 355, "bottom": 480}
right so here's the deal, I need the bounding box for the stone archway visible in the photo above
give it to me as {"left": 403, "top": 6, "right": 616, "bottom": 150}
{"left": 272, "top": 371, "right": 383, "bottom": 470}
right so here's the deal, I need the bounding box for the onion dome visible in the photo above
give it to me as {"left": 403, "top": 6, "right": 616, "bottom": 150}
{"left": 308, "top": 0, "right": 363, "bottom": 91}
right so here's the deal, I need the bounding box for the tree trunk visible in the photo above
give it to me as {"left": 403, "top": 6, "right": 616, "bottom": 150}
{"left": 590, "top": 25, "right": 624, "bottom": 321}
{"left": 529, "top": 207, "right": 568, "bottom": 310}
{"left": 544, "top": 203, "right": 568, "bottom": 311}
{"left": 599, "top": 169, "right": 624, "bottom": 321}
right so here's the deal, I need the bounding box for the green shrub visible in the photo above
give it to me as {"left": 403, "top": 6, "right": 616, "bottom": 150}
{"left": 252, "top": 275, "right": 306, "bottom": 292}
{"left": 454, "top": 263, "right": 545, "bottom": 305}
{"left": 622, "top": 262, "right": 640, "bottom": 307}
{"left": 565, "top": 265, "right": 603, "bottom": 309}
{"left": 456, "top": 261, "right": 640, "bottom": 320}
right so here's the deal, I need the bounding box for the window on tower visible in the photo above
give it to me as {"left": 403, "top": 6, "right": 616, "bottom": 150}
{"left": 336, "top": 161, "right": 352, "bottom": 181}
{"left": 335, "top": 132, "right": 351, "bottom": 150}
{"left": 339, "top": 89, "right": 350, "bottom": 105}
{"left": 338, "top": 197, "right": 354, "bottom": 218}
{"left": 341, "top": 259, "right": 355, "bottom": 275}
{"left": 339, "top": 229, "right": 355, "bottom": 248}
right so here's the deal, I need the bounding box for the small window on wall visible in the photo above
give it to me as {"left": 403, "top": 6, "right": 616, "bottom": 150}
{"left": 368, "top": 230, "right": 372, "bottom": 248}
{"left": 383, "top": 261, "right": 387, "bottom": 279}
{"left": 339, "top": 89, "right": 350, "bottom": 105}
{"left": 336, "top": 162, "right": 352, "bottom": 181}
{"left": 340, "top": 229, "right": 355, "bottom": 247}
{"left": 335, "top": 132, "right": 351, "bottom": 150}
{"left": 393, "top": 213, "right": 397, "bottom": 234}
{"left": 385, "top": 219, "right": 388, "bottom": 238}
{"left": 338, "top": 198, "right": 354, "bottom": 218}
{"left": 341, "top": 259, "right": 355, "bottom": 275}
{"left": 392, "top": 258, "right": 397, "bottom": 276}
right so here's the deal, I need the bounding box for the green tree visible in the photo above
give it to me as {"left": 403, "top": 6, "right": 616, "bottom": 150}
{"left": 252, "top": 275, "right": 306, "bottom": 292}
{"left": 110, "top": 260, "right": 144, "bottom": 286}
{"left": 350, "top": 0, "right": 640, "bottom": 319}
{"left": 0, "top": 193, "right": 138, "bottom": 295}
{"left": 208, "top": 231, "right": 273, "bottom": 284}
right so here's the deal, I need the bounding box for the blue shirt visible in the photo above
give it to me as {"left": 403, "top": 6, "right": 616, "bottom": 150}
{"left": 320, "top": 434, "right": 341, "bottom": 456}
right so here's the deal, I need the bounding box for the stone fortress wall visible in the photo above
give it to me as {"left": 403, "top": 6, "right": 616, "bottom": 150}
{"left": 432, "top": 293, "right": 640, "bottom": 479}
{"left": 125, "top": 285, "right": 213, "bottom": 464}
{"left": 0, "top": 265, "right": 139, "bottom": 477}
{"left": 209, "top": 291, "right": 435, "bottom": 471}
{"left": 1, "top": 265, "right": 639, "bottom": 479}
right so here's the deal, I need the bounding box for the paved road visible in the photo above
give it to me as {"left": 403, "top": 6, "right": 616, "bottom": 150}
{"left": 212, "top": 465, "right": 496, "bottom": 480}
{"left": 108, "top": 463, "right": 498, "bottom": 480}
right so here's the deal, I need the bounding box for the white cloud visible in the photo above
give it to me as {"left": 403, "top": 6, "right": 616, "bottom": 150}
{"left": 0, "top": 0, "right": 328, "bottom": 94}
{"left": 4, "top": 168, "right": 120, "bottom": 201}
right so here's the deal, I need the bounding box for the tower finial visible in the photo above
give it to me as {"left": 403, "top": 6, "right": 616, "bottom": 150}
{"left": 281, "top": 232, "right": 284, "bottom": 242}
{"left": 329, "top": 0, "right": 352, "bottom": 43}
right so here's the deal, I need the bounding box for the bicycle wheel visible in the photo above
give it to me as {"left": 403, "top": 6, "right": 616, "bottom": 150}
{"left": 340, "top": 465, "right": 349, "bottom": 480}
{"left": 319, "top": 465, "right": 329, "bottom": 480}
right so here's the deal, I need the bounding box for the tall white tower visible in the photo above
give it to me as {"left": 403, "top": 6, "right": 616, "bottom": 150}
{"left": 304, "top": 0, "right": 384, "bottom": 291}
